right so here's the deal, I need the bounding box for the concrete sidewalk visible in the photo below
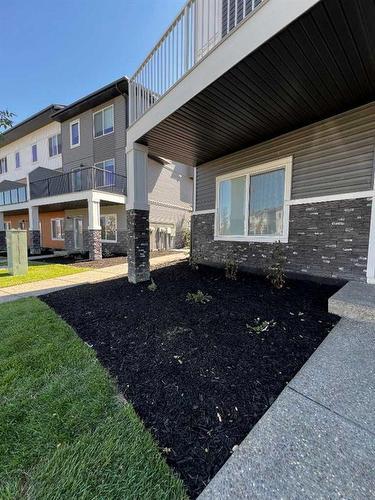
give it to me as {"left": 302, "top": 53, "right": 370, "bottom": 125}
{"left": 0, "top": 252, "right": 186, "bottom": 303}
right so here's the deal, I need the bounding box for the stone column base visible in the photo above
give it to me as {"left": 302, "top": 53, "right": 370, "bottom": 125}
{"left": 127, "top": 209, "right": 150, "bottom": 283}
{"left": 88, "top": 229, "right": 102, "bottom": 260}
{"left": 0, "top": 231, "right": 6, "bottom": 252}
{"left": 29, "top": 230, "right": 41, "bottom": 255}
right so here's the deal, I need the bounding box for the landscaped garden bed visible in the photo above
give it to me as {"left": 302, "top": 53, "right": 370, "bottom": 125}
{"left": 43, "top": 262, "right": 340, "bottom": 497}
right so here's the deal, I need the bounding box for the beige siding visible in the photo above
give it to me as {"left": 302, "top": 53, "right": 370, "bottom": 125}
{"left": 196, "top": 103, "right": 375, "bottom": 210}
{"left": 148, "top": 159, "right": 193, "bottom": 209}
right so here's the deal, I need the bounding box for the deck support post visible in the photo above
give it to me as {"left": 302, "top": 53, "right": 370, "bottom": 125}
{"left": 126, "top": 142, "right": 150, "bottom": 283}
{"left": 88, "top": 198, "right": 102, "bottom": 260}
{"left": 28, "top": 206, "right": 41, "bottom": 255}
{"left": 0, "top": 212, "right": 5, "bottom": 252}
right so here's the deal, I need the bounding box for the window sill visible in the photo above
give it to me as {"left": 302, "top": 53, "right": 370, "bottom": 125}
{"left": 70, "top": 143, "right": 80, "bottom": 149}
{"left": 101, "top": 239, "right": 117, "bottom": 243}
{"left": 214, "top": 235, "right": 288, "bottom": 243}
{"left": 51, "top": 238, "right": 65, "bottom": 241}
{"left": 94, "top": 130, "right": 114, "bottom": 140}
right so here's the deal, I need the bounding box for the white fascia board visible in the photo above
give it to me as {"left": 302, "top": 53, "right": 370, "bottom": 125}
{"left": 128, "top": 0, "right": 320, "bottom": 144}
{"left": 91, "top": 191, "right": 126, "bottom": 204}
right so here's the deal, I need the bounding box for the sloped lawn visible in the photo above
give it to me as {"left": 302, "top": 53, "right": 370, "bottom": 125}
{"left": 0, "top": 261, "right": 90, "bottom": 288}
{"left": 43, "top": 262, "right": 340, "bottom": 497}
{"left": 0, "top": 298, "right": 186, "bottom": 499}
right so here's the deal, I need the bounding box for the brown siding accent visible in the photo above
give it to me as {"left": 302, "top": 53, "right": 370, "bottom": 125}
{"left": 196, "top": 104, "right": 375, "bottom": 210}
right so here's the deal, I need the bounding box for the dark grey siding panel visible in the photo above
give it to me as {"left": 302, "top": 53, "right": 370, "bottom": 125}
{"left": 196, "top": 104, "right": 375, "bottom": 210}
{"left": 61, "top": 109, "right": 93, "bottom": 172}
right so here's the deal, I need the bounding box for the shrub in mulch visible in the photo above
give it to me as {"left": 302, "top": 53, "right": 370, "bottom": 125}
{"left": 42, "top": 262, "right": 340, "bottom": 498}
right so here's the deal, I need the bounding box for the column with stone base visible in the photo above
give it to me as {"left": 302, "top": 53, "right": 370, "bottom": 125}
{"left": 126, "top": 142, "right": 150, "bottom": 283}
{"left": 0, "top": 212, "right": 6, "bottom": 252}
{"left": 88, "top": 198, "right": 102, "bottom": 260}
{"left": 28, "top": 206, "right": 41, "bottom": 255}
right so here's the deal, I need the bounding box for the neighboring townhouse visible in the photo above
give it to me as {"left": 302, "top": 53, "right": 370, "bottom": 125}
{"left": 0, "top": 105, "right": 66, "bottom": 251}
{"left": 0, "top": 78, "right": 192, "bottom": 259}
{"left": 124, "top": 0, "right": 375, "bottom": 284}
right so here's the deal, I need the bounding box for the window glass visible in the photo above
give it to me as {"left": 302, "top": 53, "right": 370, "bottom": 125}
{"left": 94, "top": 112, "right": 103, "bottom": 138}
{"left": 103, "top": 107, "right": 114, "bottom": 134}
{"left": 71, "top": 122, "right": 80, "bottom": 146}
{"left": 95, "top": 159, "right": 115, "bottom": 187}
{"left": 4, "top": 191, "right": 11, "bottom": 205}
{"left": 94, "top": 106, "right": 113, "bottom": 137}
{"left": 32, "top": 144, "right": 38, "bottom": 162}
{"left": 11, "top": 189, "right": 18, "bottom": 204}
{"left": 72, "top": 169, "right": 82, "bottom": 191}
{"left": 0, "top": 192, "right": 4, "bottom": 205}
{"left": 18, "top": 187, "right": 26, "bottom": 203}
{"left": 100, "top": 214, "right": 117, "bottom": 242}
{"left": 52, "top": 219, "right": 65, "bottom": 240}
{"left": 15, "top": 152, "right": 21, "bottom": 168}
{"left": 248, "top": 169, "right": 285, "bottom": 236}
{"left": 0, "top": 157, "right": 7, "bottom": 174}
{"left": 49, "top": 134, "right": 61, "bottom": 157}
{"left": 218, "top": 176, "right": 246, "bottom": 235}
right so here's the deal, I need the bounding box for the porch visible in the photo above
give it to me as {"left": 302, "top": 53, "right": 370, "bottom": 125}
{"left": 124, "top": 0, "right": 375, "bottom": 283}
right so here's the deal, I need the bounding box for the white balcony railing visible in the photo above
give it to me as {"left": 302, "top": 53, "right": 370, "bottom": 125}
{"left": 129, "top": 0, "right": 265, "bottom": 125}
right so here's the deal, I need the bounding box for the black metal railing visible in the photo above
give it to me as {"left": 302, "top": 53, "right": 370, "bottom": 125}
{"left": 0, "top": 185, "right": 28, "bottom": 206}
{"left": 30, "top": 167, "right": 127, "bottom": 200}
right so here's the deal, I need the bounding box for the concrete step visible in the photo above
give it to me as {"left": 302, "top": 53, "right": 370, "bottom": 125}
{"left": 328, "top": 281, "right": 375, "bottom": 323}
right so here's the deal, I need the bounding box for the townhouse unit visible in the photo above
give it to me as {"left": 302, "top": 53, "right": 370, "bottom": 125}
{"left": 0, "top": 78, "right": 192, "bottom": 259}
{"left": 124, "top": 0, "right": 375, "bottom": 284}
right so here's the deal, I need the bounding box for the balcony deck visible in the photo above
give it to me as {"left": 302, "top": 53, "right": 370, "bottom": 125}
{"left": 128, "top": 0, "right": 375, "bottom": 167}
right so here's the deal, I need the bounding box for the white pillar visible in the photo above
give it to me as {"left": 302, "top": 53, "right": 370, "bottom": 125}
{"left": 28, "top": 206, "right": 39, "bottom": 230}
{"left": 87, "top": 197, "right": 102, "bottom": 260}
{"left": 126, "top": 142, "right": 150, "bottom": 283}
{"left": 28, "top": 206, "right": 41, "bottom": 255}
{"left": 126, "top": 143, "right": 149, "bottom": 210}
{"left": 88, "top": 199, "right": 101, "bottom": 229}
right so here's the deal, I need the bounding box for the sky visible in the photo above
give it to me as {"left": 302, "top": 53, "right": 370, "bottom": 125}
{"left": 1, "top": 0, "right": 186, "bottom": 125}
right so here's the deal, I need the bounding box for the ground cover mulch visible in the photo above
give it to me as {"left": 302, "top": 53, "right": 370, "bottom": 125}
{"left": 42, "top": 262, "right": 340, "bottom": 498}
{"left": 35, "top": 250, "right": 184, "bottom": 269}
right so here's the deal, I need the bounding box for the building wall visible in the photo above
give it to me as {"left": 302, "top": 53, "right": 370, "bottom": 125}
{"left": 3, "top": 210, "right": 65, "bottom": 250}
{"left": 61, "top": 95, "right": 127, "bottom": 177}
{"left": 196, "top": 103, "right": 375, "bottom": 210}
{"left": 193, "top": 103, "right": 375, "bottom": 282}
{"left": 0, "top": 122, "right": 62, "bottom": 183}
{"left": 64, "top": 204, "right": 127, "bottom": 255}
{"left": 148, "top": 158, "right": 193, "bottom": 247}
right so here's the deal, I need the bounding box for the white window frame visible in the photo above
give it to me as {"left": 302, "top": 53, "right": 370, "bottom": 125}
{"left": 94, "top": 158, "right": 115, "bottom": 187}
{"left": 0, "top": 157, "right": 8, "bottom": 174}
{"left": 69, "top": 119, "right": 80, "bottom": 148}
{"left": 214, "top": 156, "right": 292, "bottom": 243}
{"left": 100, "top": 213, "right": 117, "bottom": 243}
{"left": 15, "top": 151, "right": 21, "bottom": 168}
{"left": 32, "top": 143, "right": 38, "bottom": 162}
{"left": 51, "top": 218, "right": 65, "bottom": 241}
{"left": 93, "top": 104, "right": 114, "bottom": 139}
{"left": 48, "top": 134, "right": 62, "bottom": 157}
{"left": 4, "top": 221, "right": 11, "bottom": 230}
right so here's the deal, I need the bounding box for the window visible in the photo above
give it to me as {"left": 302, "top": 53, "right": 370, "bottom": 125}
{"left": 70, "top": 119, "right": 80, "bottom": 148}
{"left": 49, "top": 134, "right": 62, "bottom": 157}
{"left": 93, "top": 105, "right": 114, "bottom": 138}
{"left": 19, "top": 221, "right": 26, "bottom": 230}
{"left": 95, "top": 159, "right": 115, "bottom": 186}
{"left": 100, "top": 214, "right": 117, "bottom": 242}
{"left": 72, "top": 168, "right": 83, "bottom": 192}
{"left": 4, "top": 222, "right": 11, "bottom": 230}
{"left": 215, "top": 157, "right": 292, "bottom": 243}
{"left": 15, "top": 152, "right": 21, "bottom": 168}
{"left": 0, "top": 157, "right": 7, "bottom": 174}
{"left": 32, "top": 144, "right": 38, "bottom": 162}
{"left": 51, "top": 218, "right": 65, "bottom": 240}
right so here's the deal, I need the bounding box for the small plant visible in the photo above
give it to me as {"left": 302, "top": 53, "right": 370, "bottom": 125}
{"left": 247, "top": 318, "right": 276, "bottom": 334}
{"left": 186, "top": 290, "right": 212, "bottom": 304}
{"left": 182, "top": 227, "right": 191, "bottom": 248}
{"left": 266, "top": 241, "right": 286, "bottom": 289}
{"left": 147, "top": 278, "right": 157, "bottom": 292}
{"left": 102, "top": 247, "right": 112, "bottom": 258}
{"left": 225, "top": 259, "right": 238, "bottom": 280}
{"left": 189, "top": 256, "right": 199, "bottom": 271}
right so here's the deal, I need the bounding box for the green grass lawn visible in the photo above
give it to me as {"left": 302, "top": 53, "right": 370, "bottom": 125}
{"left": 0, "top": 261, "right": 91, "bottom": 288}
{"left": 0, "top": 298, "right": 187, "bottom": 499}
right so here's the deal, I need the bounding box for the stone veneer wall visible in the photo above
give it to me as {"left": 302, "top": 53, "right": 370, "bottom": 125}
{"left": 29, "top": 230, "right": 41, "bottom": 255}
{"left": 192, "top": 198, "right": 372, "bottom": 282}
{"left": 87, "top": 230, "right": 102, "bottom": 260}
{"left": 127, "top": 209, "right": 150, "bottom": 283}
{"left": 0, "top": 231, "right": 5, "bottom": 252}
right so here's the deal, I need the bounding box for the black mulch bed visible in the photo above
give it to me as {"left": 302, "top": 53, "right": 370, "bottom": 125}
{"left": 42, "top": 262, "right": 340, "bottom": 498}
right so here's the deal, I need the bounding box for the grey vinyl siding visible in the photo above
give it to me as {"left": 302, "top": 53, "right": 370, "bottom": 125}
{"left": 61, "top": 95, "right": 127, "bottom": 177}
{"left": 196, "top": 103, "right": 375, "bottom": 211}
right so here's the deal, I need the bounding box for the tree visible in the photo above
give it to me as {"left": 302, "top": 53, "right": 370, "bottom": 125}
{"left": 0, "top": 109, "right": 14, "bottom": 132}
